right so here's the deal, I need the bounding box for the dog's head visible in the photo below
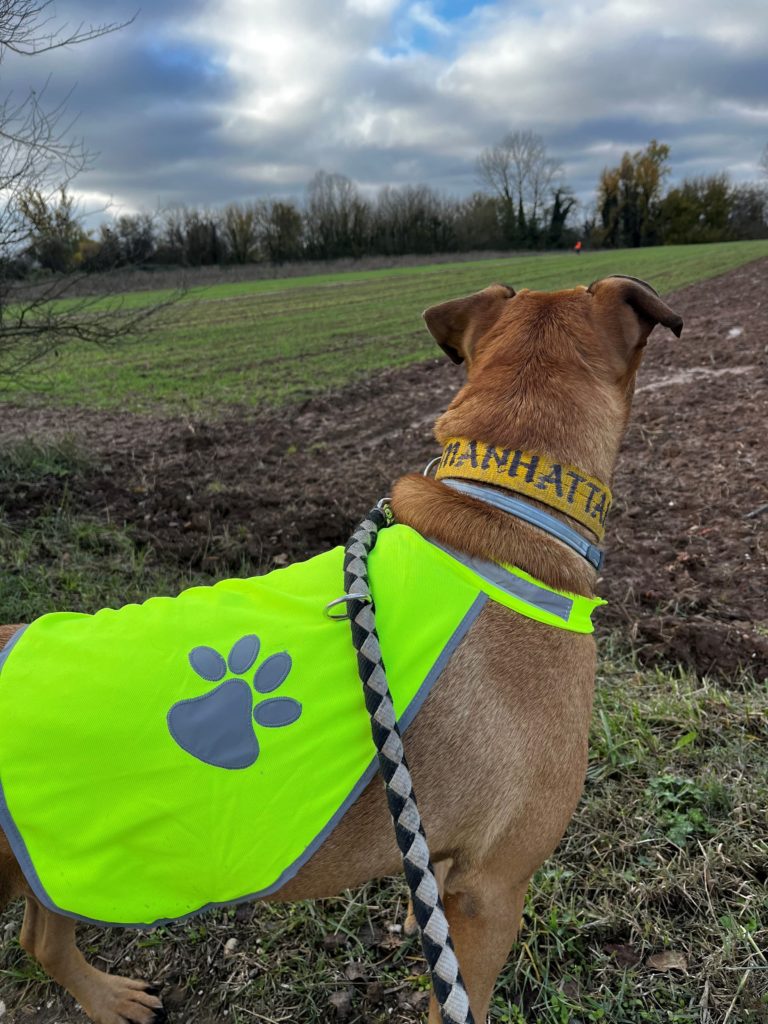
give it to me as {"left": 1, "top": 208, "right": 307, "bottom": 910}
{"left": 424, "top": 275, "right": 682, "bottom": 375}
{"left": 424, "top": 276, "right": 683, "bottom": 467}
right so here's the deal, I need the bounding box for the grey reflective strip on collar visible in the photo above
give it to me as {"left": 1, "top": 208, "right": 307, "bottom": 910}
{"left": 432, "top": 541, "right": 573, "bottom": 622}
{"left": 0, "top": 625, "right": 28, "bottom": 674}
{"left": 441, "top": 478, "right": 604, "bottom": 570}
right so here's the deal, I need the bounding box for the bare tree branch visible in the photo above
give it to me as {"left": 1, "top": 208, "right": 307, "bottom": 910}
{"left": 0, "top": 274, "right": 178, "bottom": 385}
{"left": 0, "top": 0, "right": 133, "bottom": 56}
{"left": 0, "top": 1, "right": 174, "bottom": 387}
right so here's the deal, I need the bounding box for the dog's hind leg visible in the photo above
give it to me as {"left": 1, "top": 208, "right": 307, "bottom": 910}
{"left": 426, "top": 855, "right": 529, "bottom": 1024}
{"left": 0, "top": 831, "right": 27, "bottom": 911}
{"left": 18, "top": 896, "right": 166, "bottom": 1024}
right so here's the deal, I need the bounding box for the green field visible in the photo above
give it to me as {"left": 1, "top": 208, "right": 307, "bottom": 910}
{"left": 5, "top": 240, "right": 768, "bottom": 414}
{"left": 1, "top": 243, "right": 767, "bottom": 1021}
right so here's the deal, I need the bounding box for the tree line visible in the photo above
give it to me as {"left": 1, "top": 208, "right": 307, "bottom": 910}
{"left": 594, "top": 140, "right": 768, "bottom": 248}
{"left": 1, "top": 1, "right": 766, "bottom": 386}
{"left": 10, "top": 135, "right": 768, "bottom": 278}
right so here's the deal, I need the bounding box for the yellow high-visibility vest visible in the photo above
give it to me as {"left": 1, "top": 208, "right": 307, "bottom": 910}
{"left": 0, "top": 524, "right": 603, "bottom": 927}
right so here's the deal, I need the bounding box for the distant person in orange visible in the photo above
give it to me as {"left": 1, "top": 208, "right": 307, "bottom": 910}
{"left": 574, "top": 240, "right": 582, "bottom": 254}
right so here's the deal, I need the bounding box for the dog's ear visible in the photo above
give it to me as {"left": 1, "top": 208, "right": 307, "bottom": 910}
{"left": 587, "top": 275, "right": 683, "bottom": 379}
{"left": 588, "top": 275, "right": 683, "bottom": 340}
{"left": 423, "top": 283, "right": 516, "bottom": 364}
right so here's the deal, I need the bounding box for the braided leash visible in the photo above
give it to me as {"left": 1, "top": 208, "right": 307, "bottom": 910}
{"left": 343, "top": 506, "right": 474, "bottom": 1024}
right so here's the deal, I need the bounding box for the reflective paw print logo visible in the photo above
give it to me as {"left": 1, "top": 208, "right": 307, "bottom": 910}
{"left": 167, "top": 634, "right": 302, "bottom": 769}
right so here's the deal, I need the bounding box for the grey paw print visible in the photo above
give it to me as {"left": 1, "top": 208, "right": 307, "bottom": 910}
{"left": 167, "top": 634, "right": 302, "bottom": 769}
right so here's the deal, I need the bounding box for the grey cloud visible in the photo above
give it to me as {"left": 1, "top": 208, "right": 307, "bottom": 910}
{"left": 0, "top": 0, "right": 765, "bottom": 216}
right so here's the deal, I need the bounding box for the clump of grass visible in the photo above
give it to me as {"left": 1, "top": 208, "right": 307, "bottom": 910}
{"left": 0, "top": 439, "right": 204, "bottom": 621}
{"left": 0, "top": 437, "right": 92, "bottom": 482}
{"left": 0, "top": 509, "right": 198, "bottom": 621}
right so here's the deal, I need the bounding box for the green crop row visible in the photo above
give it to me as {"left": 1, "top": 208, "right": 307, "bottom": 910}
{"left": 4, "top": 240, "right": 767, "bottom": 415}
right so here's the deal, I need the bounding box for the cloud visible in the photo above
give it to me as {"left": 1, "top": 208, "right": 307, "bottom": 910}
{"left": 408, "top": 3, "right": 451, "bottom": 37}
{"left": 0, "top": 0, "right": 765, "bottom": 218}
{"left": 346, "top": 0, "right": 401, "bottom": 15}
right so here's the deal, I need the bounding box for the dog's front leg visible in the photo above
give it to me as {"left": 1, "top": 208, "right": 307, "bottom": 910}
{"left": 427, "top": 858, "right": 530, "bottom": 1024}
{"left": 19, "top": 896, "right": 165, "bottom": 1024}
{"left": 404, "top": 858, "right": 452, "bottom": 937}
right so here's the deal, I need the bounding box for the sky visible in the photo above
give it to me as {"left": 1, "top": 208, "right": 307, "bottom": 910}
{"left": 3, "top": 0, "right": 767, "bottom": 222}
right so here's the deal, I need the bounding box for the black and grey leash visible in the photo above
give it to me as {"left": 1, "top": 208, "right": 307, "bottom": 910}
{"left": 341, "top": 504, "right": 474, "bottom": 1024}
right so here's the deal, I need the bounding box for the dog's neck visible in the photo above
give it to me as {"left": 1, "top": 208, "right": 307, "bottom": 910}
{"left": 391, "top": 377, "right": 629, "bottom": 597}
{"left": 391, "top": 473, "right": 599, "bottom": 597}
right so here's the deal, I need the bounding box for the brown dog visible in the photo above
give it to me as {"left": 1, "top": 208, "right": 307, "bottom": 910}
{"left": 0, "top": 276, "right": 682, "bottom": 1024}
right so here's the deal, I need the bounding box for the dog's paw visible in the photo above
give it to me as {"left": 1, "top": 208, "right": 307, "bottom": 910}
{"left": 83, "top": 975, "right": 165, "bottom": 1024}
{"left": 403, "top": 903, "right": 419, "bottom": 937}
{"left": 167, "top": 634, "right": 302, "bottom": 769}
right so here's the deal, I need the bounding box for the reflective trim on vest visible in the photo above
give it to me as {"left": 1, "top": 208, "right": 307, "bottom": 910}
{"left": 433, "top": 543, "right": 573, "bottom": 621}
{"left": 0, "top": 625, "right": 27, "bottom": 673}
{"left": 422, "top": 535, "right": 604, "bottom": 635}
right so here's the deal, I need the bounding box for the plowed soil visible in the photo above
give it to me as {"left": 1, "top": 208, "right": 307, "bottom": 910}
{"left": 2, "top": 258, "right": 767, "bottom": 680}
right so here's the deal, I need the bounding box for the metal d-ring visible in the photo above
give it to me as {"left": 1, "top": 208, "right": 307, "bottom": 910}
{"left": 423, "top": 456, "right": 442, "bottom": 477}
{"left": 325, "top": 592, "right": 372, "bottom": 620}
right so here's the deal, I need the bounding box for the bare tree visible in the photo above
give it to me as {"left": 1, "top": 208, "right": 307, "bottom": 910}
{"left": 728, "top": 182, "right": 768, "bottom": 240}
{"left": 0, "top": 2, "right": 170, "bottom": 383}
{"left": 546, "top": 186, "right": 577, "bottom": 246}
{"left": 305, "top": 171, "right": 371, "bottom": 259}
{"left": 222, "top": 202, "right": 259, "bottom": 264}
{"left": 254, "top": 199, "right": 303, "bottom": 264}
{"left": 477, "top": 130, "right": 562, "bottom": 244}
{"left": 157, "top": 206, "right": 186, "bottom": 264}
{"left": 373, "top": 184, "right": 452, "bottom": 255}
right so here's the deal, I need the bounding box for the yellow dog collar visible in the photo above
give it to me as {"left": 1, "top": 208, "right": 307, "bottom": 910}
{"left": 436, "top": 437, "right": 612, "bottom": 540}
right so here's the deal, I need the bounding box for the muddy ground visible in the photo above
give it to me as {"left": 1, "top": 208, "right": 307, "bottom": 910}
{"left": 2, "top": 258, "right": 767, "bottom": 680}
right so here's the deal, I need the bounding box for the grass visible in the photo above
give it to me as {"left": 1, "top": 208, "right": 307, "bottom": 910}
{"left": 1, "top": 641, "right": 764, "bottom": 1022}
{"left": 500, "top": 646, "right": 768, "bottom": 1024}
{"left": 0, "top": 439, "right": 208, "bottom": 622}
{"left": 0, "top": 441, "right": 766, "bottom": 1022}
{"left": 3, "top": 240, "right": 768, "bottom": 415}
